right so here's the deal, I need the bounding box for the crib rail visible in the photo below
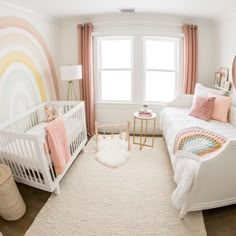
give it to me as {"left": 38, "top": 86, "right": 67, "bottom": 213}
{"left": 0, "top": 101, "right": 81, "bottom": 132}
{"left": 0, "top": 105, "right": 41, "bottom": 132}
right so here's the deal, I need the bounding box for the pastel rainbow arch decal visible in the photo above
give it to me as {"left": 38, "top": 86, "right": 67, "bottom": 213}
{"left": 0, "top": 51, "right": 46, "bottom": 101}
{"left": 0, "top": 16, "right": 59, "bottom": 122}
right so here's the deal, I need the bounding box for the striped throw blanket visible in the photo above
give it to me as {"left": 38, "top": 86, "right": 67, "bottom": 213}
{"left": 174, "top": 127, "right": 226, "bottom": 157}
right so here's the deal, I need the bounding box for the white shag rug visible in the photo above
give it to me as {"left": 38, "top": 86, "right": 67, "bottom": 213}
{"left": 25, "top": 138, "right": 207, "bottom": 236}
{"left": 95, "top": 135, "right": 131, "bottom": 168}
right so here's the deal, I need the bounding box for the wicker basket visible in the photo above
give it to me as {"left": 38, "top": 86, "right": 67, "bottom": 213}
{"left": 0, "top": 164, "right": 26, "bottom": 221}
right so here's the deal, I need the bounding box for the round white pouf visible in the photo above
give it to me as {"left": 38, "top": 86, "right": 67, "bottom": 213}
{"left": 0, "top": 164, "right": 26, "bottom": 221}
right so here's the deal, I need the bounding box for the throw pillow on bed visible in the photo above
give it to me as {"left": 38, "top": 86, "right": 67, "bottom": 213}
{"left": 189, "top": 96, "right": 216, "bottom": 121}
{"left": 208, "top": 93, "right": 231, "bottom": 123}
{"left": 191, "top": 83, "right": 226, "bottom": 109}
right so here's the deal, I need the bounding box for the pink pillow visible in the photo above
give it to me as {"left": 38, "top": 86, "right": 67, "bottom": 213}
{"left": 189, "top": 96, "right": 216, "bottom": 121}
{"left": 208, "top": 93, "right": 231, "bottom": 123}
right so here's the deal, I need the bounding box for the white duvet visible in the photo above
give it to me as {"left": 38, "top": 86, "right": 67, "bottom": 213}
{"left": 159, "top": 107, "right": 236, "bottom": 209}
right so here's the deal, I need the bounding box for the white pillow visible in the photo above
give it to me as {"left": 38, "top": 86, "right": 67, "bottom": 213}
{"left": 192, "top": 83, "right": 227, "bottom": 108}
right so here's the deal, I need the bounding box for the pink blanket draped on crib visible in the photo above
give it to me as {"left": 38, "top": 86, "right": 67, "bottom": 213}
{"left": 45, "top": 118, "right": 71, "bottom": 175}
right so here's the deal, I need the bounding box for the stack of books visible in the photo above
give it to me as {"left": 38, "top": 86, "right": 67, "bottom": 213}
{"left": 138, "top": 110, "right": 152, "bottom": 117}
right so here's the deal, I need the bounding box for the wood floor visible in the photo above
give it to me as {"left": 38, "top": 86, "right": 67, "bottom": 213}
{"left": 0, "top": 184, "right": 51, "bottom": 236}
{"left": 1, "top": 184, "right": 236, "bottom": 236}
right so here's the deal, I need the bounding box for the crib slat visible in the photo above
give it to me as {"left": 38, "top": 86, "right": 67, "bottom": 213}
{"left": 18, "top": 139, "right": 33, "bottom": 182}
{"left": 74, "top": 111, "right": 80, "bottom": 149}
{"left": 68, "top": 117, "right": 75, "bottom": 155}
{"left": 0, "top": 138, "right": 17, "bottom": 176}
{"left": 23, "top": 139, "right": 42, "bottom": 184}
{"left": 29, "top": 141, "right": 43, "bottom": 184}
{"left": 5, "top": 137, "right": 20, "bottom": 177}
{"left": 15, "top": 140, "right": 27, "bottom": 177}
{"left": 44, "top": 140, "right": 56, "bottom": 181}
{"left": 33, "top": 111, "right": 38, "bottom": 126}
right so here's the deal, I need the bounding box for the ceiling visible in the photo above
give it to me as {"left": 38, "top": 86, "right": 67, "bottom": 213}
{"left": 1, "top": 0, "right": 236, "bottom": 20}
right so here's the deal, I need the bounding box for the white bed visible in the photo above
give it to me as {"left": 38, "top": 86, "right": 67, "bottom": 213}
{"left": 160, "top": 94, "right": 236, "bottom": 218}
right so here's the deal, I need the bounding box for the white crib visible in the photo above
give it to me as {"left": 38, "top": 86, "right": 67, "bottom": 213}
{"left": 0, "top": 101, "right": 87, "bottom": 194}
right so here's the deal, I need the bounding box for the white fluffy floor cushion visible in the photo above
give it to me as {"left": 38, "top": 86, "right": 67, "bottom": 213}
{"left": 95, "top": 136, "right": 130, "bottom": 168}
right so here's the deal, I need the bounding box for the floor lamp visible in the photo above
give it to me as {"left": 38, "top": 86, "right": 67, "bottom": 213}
{"left": 60, "top": 65, "right": 82, "bottom": 100}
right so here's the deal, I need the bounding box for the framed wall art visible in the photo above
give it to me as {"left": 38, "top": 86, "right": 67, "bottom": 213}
{"left": 220, "top": 67, "right": 229, "bottom": 88}
{"left": 213, "top": 72, "right": 221, "bottom": 86}
{"left": 232, "top": 56, "right": 236, "bottom": 89}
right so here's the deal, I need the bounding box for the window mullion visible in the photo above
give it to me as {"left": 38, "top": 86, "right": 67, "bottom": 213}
{"left": 133, "top": 36, "right": 145, "bottom": 104}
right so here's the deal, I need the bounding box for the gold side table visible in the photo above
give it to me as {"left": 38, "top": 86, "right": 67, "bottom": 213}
{"left": 133, "top": 112, "right": 157, "bottom": 150}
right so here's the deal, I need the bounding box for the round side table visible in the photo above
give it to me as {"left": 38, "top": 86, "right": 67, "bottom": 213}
{"left": 133, "top": 112, "right": 157, "bottom": 150}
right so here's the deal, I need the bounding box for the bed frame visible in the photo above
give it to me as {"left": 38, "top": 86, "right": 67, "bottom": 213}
{"left": 0, "top": 101, "right": 87, "bottom": 194}
{"left": 165, "top": 94, "right": 236, "bottom": 218}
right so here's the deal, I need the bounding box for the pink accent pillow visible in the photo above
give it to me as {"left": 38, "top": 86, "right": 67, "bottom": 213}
{"left": 189, "top": 96, "right": 216, "bottom": 121}
{"left": 208, "top": 93, "right": 231, "bottom": 123}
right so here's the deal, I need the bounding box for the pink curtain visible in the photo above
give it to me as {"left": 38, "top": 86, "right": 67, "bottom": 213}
{"left": 77, "top": 23, "right": 95, "bottom": 136}
{"left": 183, "top": 24, "right": 198, "bottom": 94}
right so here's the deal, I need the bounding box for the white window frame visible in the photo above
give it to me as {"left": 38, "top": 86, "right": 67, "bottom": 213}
{"left": 94, "top": 35, "right": 182, "bottom": 105}
{"left": 143, "top": 36, "right": 180, "bottom": 103}
{"left": 94, "top": 36, "right": 134, "bottom": 103}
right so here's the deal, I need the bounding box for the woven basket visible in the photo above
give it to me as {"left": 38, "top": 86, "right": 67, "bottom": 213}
{"left": 0, "top": 164, "right": 26, "bottom": 221}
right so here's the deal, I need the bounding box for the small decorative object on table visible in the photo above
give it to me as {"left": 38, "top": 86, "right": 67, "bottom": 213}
{"left": 142, "top": 104, "right": 148, "bottom": 111}
{"left": 139, "top": 104, "right": 152, "bottom": 117}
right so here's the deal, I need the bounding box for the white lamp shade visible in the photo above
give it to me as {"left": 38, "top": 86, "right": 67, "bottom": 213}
{"left": 60, "top": 65, "right": 82, "bottom": 81}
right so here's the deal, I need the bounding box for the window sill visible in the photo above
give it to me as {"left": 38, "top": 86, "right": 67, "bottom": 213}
{"left": 95, "top": 102, "right": 167, "bottom": 110}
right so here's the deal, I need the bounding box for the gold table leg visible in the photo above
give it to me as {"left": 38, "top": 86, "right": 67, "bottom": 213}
{"left": 133, "top": 115, "right": 157, "bottom": 150}
{"left": 152, "top": 118, "right": 156, "bottom": 147}
{"left": 133, "top": 117, "right": 136, "bottom": 144}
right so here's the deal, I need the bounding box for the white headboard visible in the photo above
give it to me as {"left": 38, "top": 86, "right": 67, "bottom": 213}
{"left": 229, "top": 105, "right": 236, "bottom": 128}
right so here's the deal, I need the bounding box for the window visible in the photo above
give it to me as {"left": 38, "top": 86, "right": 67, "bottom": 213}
{"left": 95, "top": 36, "right": 180, "bottom": 104}
{"left": 97, "top": 37, "right": 132, "bottom": 101}
{"left": 144, "top": 38, "right": 178, "bottom": 102}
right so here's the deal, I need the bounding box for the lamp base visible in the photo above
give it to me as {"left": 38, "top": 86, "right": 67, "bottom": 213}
{"left": 67, "top": 80, "right": 78, "bottom": 101}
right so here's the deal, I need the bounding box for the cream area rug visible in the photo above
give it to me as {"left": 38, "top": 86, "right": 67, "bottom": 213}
{"left": 25, "top": 137, "right": 206, "bottom": 236}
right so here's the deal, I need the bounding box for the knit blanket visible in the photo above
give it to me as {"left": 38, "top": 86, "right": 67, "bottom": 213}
{"left": 174, "top": 127, "right": 226, "bottom": 158}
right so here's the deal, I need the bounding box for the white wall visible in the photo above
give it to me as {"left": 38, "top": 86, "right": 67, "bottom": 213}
{"left": 58, "top": 22, "right": 80, "bottom": 100}
{"left": 58, "top": 14, "right": 216, "bottom": 133}
{"left": 214, "top": 16, "right": 236, "bottom": 105}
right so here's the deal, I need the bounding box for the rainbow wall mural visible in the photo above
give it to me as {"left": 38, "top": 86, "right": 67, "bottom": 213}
{"left": 0, "top": 16, "right": 59, "bottom": 122}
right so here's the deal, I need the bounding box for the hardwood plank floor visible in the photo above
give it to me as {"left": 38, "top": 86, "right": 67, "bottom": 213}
{"left": 0, "top": 184, "right": 51, "bottom": 236}
{"left": 203, "top": 205, "right": 236, "bottom": 236}
{"left": 1, "top": 183, "right": 236, "bottom": 236}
